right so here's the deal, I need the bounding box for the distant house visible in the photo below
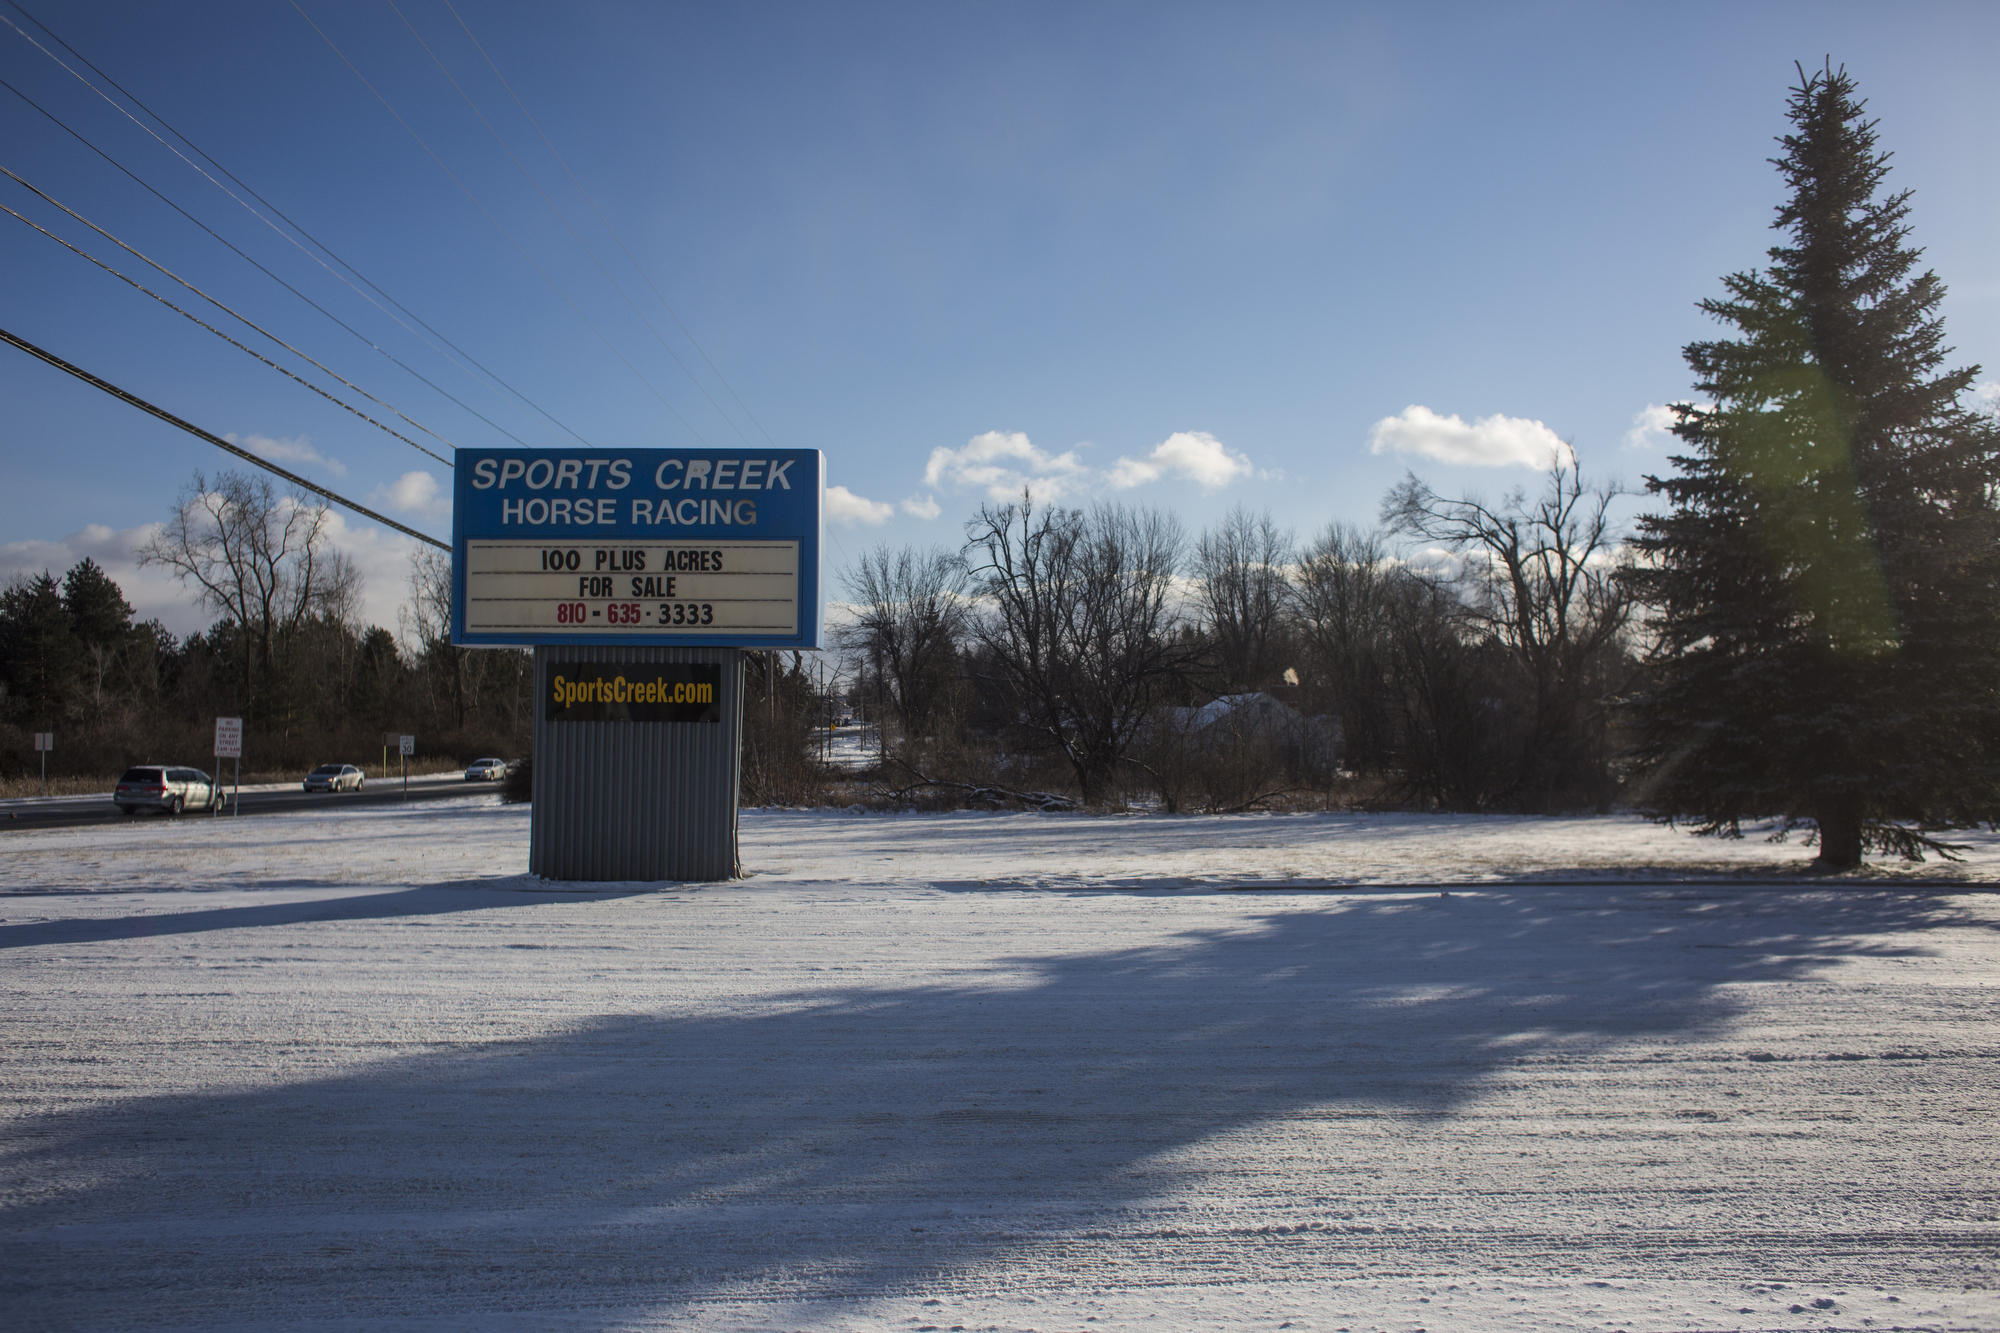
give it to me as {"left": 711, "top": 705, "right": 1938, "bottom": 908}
{"left": 1155, "top": 691, "right": 1343, "bottom": 776}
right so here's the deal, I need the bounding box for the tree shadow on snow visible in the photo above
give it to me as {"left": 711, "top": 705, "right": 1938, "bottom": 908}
{"left": 0, "top": 880, "right": 644, "bottom": 950}
{"left": 1, "top": 885, "right": 1986, "bottom": 1326}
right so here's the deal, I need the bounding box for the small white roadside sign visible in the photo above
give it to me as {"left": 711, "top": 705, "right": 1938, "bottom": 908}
{"left": 214, "top": 716, "right": 242, "bottom": 816}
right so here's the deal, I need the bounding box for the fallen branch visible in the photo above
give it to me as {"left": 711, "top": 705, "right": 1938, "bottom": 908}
{"left": 880, "top": 759, "right": 1079, "bottom": 813}
{"left": 1202, "top": 786, "right": 1311, "bottom": 815}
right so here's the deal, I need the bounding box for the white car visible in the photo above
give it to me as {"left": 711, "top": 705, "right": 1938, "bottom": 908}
{"left": 464, "top": 758, "right": 510, "bottom": 782}
{"left": 303, "top": 764, "right": 365, "bottom": 792}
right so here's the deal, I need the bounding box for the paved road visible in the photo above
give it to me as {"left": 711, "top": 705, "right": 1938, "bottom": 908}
{"left": 1, "top": 776, "right": 500, "bottom": 830}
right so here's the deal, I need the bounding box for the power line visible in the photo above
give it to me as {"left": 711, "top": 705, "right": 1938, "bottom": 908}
{"left": 0, "top": 74, "right": 467, "bottom": 457}
{"left": 0, "top": 0, "right": 591, "bottom": 447}
{"left": 439, "top": 0, "right": 785, "bottom": 450}
{"left": 0, "top": 325, "right": 449, "bottom": 550}
{"left": 2, "top": 200, "right": 452, "bottom": 466}
{"left": 0, "top": 71, "right": 496, "bottom": 452}
{"left": 1, "top": 161, "right": 457, "bottom": 468}
{"left": 287, "top": 0, "right": 715, "bottom": 447}
{"left": 387, "top": 0, "right": 758, "bottom": 448}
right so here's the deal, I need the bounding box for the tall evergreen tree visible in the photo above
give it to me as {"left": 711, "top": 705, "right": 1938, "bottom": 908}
{"left": 62, "top": 558, "right": 134, "bottom": 649}
{"left": 62, "top": 558, "right": 137, "bottom": 715}
{"left": 1628, "top": 63, "right": 2000, "bottom": 867}
{"left": 0, "top": 571, "right": 82, "bottom": 725}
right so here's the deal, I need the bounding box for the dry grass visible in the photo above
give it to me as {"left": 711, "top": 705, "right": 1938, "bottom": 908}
{"left": 232, "top": 758, "right": 468, "bottom": 786}
{"left": 0, "top": 774, "right": 122, "bottom": 800}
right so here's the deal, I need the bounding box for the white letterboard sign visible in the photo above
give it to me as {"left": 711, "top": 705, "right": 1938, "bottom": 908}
{"left": 451, "top": 448, "right": 824, "bottom": 648}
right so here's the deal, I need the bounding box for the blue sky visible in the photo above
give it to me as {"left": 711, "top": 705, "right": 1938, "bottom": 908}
{"left": 4, "top": 0, "right": 1997, "bottom": 633}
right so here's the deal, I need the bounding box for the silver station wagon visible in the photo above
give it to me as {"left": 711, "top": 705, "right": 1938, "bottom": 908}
{"left": 304, "top": 764, "right": 365, "bottom": 792}
{"left": 113, "top": 765, "right": 220, "bottom": 816}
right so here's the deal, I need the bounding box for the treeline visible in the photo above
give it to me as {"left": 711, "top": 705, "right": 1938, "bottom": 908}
{"left": 1, "top": 460, "right": 1636, "bottom": 815}
{"left": 0, "top": 472, "right": 530, "bottom": 782}
{"left": 836, "top": 460, "right": 1634, "bottom": 814}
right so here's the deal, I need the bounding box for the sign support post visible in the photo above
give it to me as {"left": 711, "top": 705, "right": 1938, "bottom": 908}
{"left": 452, "top": 447, "right": 823, "bottom": 881}
{"left": 33, "top": 732, "right": 52, "bottom": 797}
{"left": 400, "top": 734, "right": 414, "bottom": 799}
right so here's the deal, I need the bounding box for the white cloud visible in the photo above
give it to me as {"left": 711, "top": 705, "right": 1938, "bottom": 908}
{"left": 369, "top": 470, "right": 451, "bottom": 520}
{"left": 0, "top": 522, "right": 185, "bottom": 632}
{"left": 1367, "top": 405, "right": 1573, "bottom": 469}
{"left": 923, "top": 430, "right": 1090, "bottom": 501}
{"left": 1973, "top": 381, "right": 2000, "bottom": 414}
{"left": 224, "top": 431, "right": 345, "bottom": 477}
{"left": 825, "top": 484, "right": 894, "bottom": 526}
{"left": 820, "top": 598, "right": 863, "bottom": 635}
{"left": 922, "top": 428, "right": 1254, "bottom": 503}
{"left": 2, "top": 509, "right": 429, "bottom": 640}
{"left": 1623, "top": 404, "right": 1677, "bottom": 452}
{"left": 1623, "top": 402, "right": 1715, "bottom": 451}
{"left": 313, "top": 508, "right": 427, "bottom": 632}
{"left": 1396, "top": 545, "right": 1469, "bottom": 579}
{"left": 1107, "top": 430, "right": 1253, "bottom": 491}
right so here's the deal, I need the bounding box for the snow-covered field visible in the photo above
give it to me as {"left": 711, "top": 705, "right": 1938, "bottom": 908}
{"left": 4, "top": 800, "right": 1997, "bottom": 1332}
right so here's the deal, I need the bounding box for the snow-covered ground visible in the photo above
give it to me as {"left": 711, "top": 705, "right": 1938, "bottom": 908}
{"left": 3, "top": 801, "right": 1997, "bottom": 1332}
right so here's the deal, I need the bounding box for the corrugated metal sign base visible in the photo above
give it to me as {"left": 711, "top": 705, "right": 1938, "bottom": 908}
{"left": 530, "top": 645, "right": 743, "bottom": 881}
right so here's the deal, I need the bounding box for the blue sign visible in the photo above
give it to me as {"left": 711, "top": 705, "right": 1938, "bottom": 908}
{"left": 451, "top": 447, "right": 823, "bottom": 648}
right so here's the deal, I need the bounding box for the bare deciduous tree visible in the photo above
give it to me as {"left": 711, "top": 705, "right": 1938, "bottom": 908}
{"left": 965, "top": 495, "right": 1191, "bottom": 805}
{"left": 401, "top": 547, "right": 475, "bottom": 729}
{"left": 838, "top": 545, "right": 970, "bottom": 746}
{"left": 1193, "top": 506, "right": 1293, "bottom": 692}
{"left": 1383, "top": 459, "right": 1633, "bottom": 810}
{"left": 1379, "top": 569, "right": 1508, "bottom": 810}
{"left": 1290, "top": 522, "right": 1396, "bottom": 770}
{"left": 139, "top": 470, "right": 358, "bottom": 718}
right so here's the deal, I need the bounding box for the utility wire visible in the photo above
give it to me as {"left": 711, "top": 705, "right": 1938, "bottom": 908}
{"left": 0, "top": 0, "right": 589, "bottom": 446}
{"left": 1, "top": 162, "right": 458, "bottom": 469}
{"left": 0, "top": 75, "right": 469, "bottom": 456}
{"left": 287, "top": 0, "right": 714, "bottom": 447}
{"left": 440, "top": 0, "right": 784, "bottom": 449}
{"left": 0, "top": 326, "right": 449, "bottom": 550}
{"left": 387, "top": 0, "right": 756, "bottom": 447}
{"left": 3, "top": 201, "right": 451, "bottom": 466}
